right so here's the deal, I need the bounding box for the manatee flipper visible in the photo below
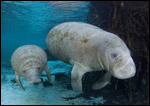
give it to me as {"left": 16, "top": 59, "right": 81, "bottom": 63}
{"left": 44, "top": 64, "right": 51, "bottom": 83}
{"left": 92, "top": 71, "right": 111, "bottom": 90}
{"left": 71, "top": 62, "right": 90, "bottom": 92}
{"left": 15, "top": 73, "right": 25, "bottom": 91}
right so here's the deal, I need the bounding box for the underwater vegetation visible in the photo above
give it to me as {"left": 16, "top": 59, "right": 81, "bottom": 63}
{"left": 88, "top": 1, "right": 149, "bottom": 105}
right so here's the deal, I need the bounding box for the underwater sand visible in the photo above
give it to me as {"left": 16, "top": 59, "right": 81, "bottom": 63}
{"left": 1, "top": 60, "right": 106, "bottom": 105}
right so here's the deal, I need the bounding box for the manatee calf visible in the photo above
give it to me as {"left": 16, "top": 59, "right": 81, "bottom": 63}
{"left": 11, "top": 45, "right": 51, "bottom": 90}
{"left": 46, "top": 22, "right": 136, "bottom": 92}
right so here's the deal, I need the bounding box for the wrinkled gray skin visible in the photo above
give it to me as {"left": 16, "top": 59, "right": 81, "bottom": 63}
{"left": 46, "top": 22, "right": 136, "bottom": 92}
{"left": 11, "top": 45, "right": 51, "bottom": 90}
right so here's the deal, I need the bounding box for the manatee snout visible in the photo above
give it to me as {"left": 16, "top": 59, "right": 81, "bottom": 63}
{"left": 112, "top": 58, "right": 136, "bottom": 79}
{"left": 26, "top": 69, "right": 41, "bottom": 84}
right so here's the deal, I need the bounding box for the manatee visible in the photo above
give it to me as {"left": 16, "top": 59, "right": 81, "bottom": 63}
{"left": 11, "top": 45, "right": 51, "bottom": 90}
{"left": 46, "top": 22, "right": 136, "bottom": 92}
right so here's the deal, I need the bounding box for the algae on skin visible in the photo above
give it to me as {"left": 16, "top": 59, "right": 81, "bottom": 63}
{"left": 82, "top": 38, "right": 89, "bottom": 43}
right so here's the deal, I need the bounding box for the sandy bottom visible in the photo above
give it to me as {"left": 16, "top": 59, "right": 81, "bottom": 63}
{"left": 1, "top": 61, "right": 106, "bottom": 105}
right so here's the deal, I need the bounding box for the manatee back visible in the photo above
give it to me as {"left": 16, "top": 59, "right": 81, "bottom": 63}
{"left": 11, "top": 45, "right": 47, "bottom": 75}
{"left": 46, "top": 22, "right": 105, "bottom": 64}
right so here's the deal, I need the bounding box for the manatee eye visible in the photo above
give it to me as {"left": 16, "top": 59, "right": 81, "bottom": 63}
{"left": 111, "top": 53, "right": 118, "bottom": 59}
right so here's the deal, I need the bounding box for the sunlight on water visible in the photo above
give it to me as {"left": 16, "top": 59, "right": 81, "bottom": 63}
{"left": 1, "top": 1, "right": 89, "bottom": 64}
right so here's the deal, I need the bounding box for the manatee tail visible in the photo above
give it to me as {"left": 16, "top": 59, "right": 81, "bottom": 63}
{"left": 44, "top": 48, "right": 58, "bottom": 61}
